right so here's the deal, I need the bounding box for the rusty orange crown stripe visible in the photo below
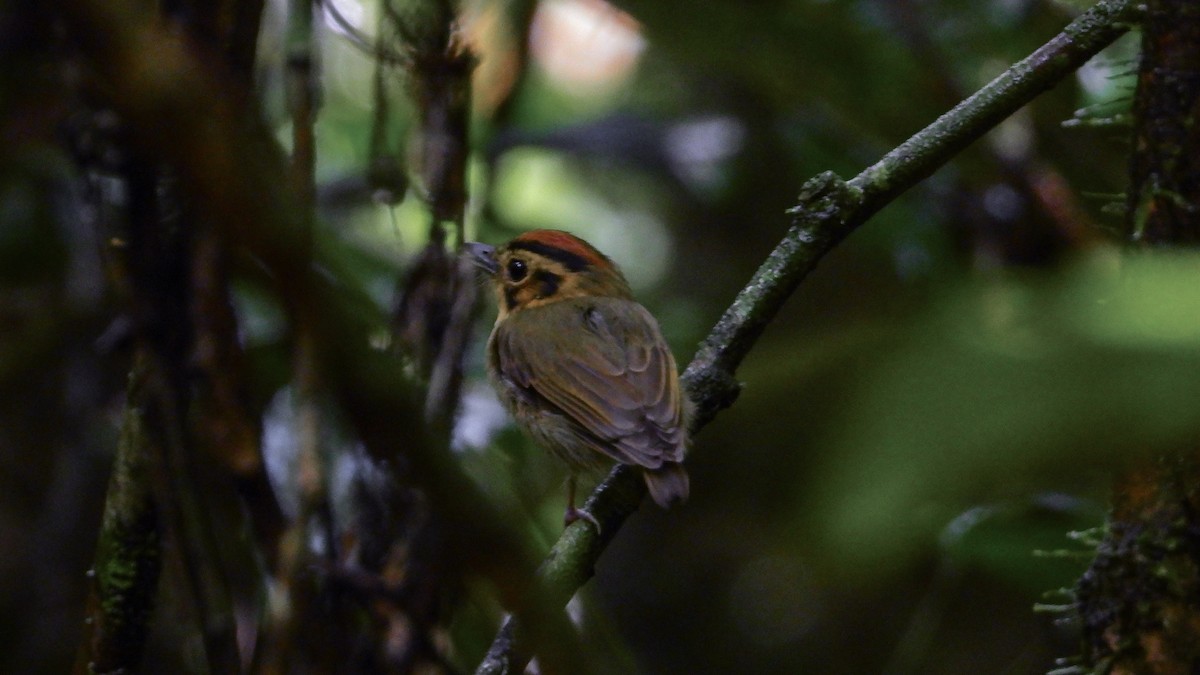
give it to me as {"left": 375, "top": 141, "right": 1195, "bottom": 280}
{"left": 510, "top": 230, "right": 614, "bottom": 270}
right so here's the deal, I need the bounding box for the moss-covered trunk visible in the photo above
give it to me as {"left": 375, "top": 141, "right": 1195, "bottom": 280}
{"left": 1075, "top": 1, "right": 1200, "bottom": 671}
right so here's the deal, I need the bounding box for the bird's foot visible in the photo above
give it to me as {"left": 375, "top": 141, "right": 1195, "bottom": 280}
{"left": 563, "top": 506, "right": 601, "bottom": 533}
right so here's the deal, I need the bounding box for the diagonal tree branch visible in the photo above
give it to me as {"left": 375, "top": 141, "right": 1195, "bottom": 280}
{"left": 475, "top": 0, "right": 1141, "bottom": 671}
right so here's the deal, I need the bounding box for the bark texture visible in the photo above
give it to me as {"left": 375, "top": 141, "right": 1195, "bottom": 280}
{"left": 1075, "top": 2, "right": 1200, "bottom": 672}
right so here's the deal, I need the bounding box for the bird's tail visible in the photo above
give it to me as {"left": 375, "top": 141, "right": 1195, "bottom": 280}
{"left": 643, "top": 461, "right": 689, "bottom": 508}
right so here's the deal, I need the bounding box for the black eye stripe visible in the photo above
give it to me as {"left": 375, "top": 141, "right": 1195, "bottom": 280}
{"left": 533, "top": 269, "right": 560, "bottom": 297}
{"left": 506, "top": 241, "right": 589, "bottom": 272}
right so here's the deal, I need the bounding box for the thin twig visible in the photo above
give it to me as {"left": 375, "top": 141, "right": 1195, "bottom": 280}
{"left": 324, "top": 0, "right": 411, "bottom": 66}
{"left": 396, "top": 0, "right": 478, "bottom": 424}
{"left": 423, "top": 253, "right": 479, "bottom": 426}
{"left": 475, "top": 0, "right": 1140, "bottom": 671}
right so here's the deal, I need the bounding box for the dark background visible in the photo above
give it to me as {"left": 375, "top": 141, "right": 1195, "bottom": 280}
{"left": 5, "top": 0, "right": 1194, "bottom": 673}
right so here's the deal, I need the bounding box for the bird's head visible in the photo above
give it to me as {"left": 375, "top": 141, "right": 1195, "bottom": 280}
{"left": 466, "top": 229, "right": 633, "bottom": 318}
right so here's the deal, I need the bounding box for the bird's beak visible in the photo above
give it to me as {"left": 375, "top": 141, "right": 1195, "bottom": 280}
{"left": 463, "top": 242, "right": 499, "bottom": 275}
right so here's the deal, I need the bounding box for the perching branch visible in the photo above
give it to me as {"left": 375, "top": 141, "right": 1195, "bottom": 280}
{"left": 475, "top": 0, "right": 1140, "bottom": 671}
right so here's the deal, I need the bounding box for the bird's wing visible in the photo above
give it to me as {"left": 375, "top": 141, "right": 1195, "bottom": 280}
{"left": 495, "top": 298, "right": 685, "bottom": 468}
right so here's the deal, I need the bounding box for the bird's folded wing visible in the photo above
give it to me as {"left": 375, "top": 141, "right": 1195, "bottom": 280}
{"left": 496, "top": 299, "right": 684, "bottom": 468}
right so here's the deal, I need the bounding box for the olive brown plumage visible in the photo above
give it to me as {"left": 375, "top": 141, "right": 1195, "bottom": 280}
{"left": 467, "top": 230, "right": 689, "bottom": 528}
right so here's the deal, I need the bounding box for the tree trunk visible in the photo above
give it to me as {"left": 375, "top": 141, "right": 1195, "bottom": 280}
{"left": 1075, "top": 1, "right": 1200, "bottom": 672}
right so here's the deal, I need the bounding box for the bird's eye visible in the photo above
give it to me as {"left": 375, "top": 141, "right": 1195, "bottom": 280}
{"left": 506, "top": 258, "right": 528, "bottom": 282}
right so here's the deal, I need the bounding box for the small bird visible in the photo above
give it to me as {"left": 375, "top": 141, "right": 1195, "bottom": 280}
{"left": 466, "top": 230, "right": 689, "bottom": 528}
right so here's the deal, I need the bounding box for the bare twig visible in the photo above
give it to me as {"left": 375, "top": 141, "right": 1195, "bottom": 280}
{"left": 475, "top": 0, "right": 1140, "bottom": 671}
{"left": 324, "top": 0, "right": 411, "bottom": 66}
{"left": 389, "top": 0, "right": 478, "bottom": 425}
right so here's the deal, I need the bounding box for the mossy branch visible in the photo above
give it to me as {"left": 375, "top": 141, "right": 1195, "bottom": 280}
{"left": 476, "top": 0, "right": 1140, "bottom": 671}
{"left": 81, "top": 358, "right": 163, "bottom": 675}
{"left": 1075, "top": 1, "right": 1200, "bottom": 671}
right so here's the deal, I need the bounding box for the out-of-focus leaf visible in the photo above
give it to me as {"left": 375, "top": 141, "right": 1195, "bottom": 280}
{"left": 810, "top": 249, "right": 1200, "bottom": 575}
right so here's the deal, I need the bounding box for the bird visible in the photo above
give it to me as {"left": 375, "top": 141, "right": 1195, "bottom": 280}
{"left": 465, "top": 229, "right": 690, "bottom": 529}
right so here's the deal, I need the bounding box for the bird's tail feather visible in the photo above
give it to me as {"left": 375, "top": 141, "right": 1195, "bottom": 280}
{"left": 643, "top": 462, "right": 689, "bottom": 508}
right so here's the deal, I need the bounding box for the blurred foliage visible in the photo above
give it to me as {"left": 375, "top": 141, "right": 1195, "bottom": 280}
{"left": 0, "top": 0, "right": 1178, "bottom": 673}
{"left": 809, "top": 252, "right": 1200, "bottom": 573}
